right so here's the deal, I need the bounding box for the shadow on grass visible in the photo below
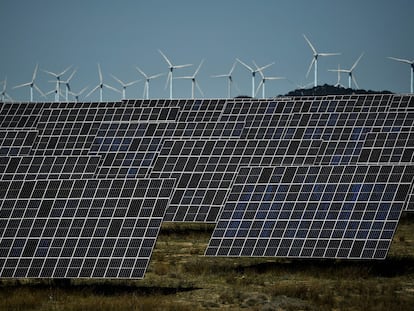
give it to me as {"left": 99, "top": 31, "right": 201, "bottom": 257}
{"left": 0, "top": 279, "right": 200, "bottom": 296}
{"left": 235, "top": 255, "right": 414, "bottom": 278}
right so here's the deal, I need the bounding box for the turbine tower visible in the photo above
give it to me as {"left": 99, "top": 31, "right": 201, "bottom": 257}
{"left": 111, "top": 74, "right": 140, "bottom": 100}
{"left": 236, "top": 58, "right": 274, "bottom": 98}
{"left": 303, "top": 34, "right": 340, "bottom": 87}
{"left": 86, "top": 63, "right": 120, "bottom": 102}
{"left": 43, "top": 65, "right": 72, "bottom": 102}
{"left": 59, "top": 68, "right": 77, "bottom": 101}
{"left": 0, "top": 77, "right": 13, "bottom": 102}
{"left": 254, "top": 62, "right": 285, "bottom": 99}
{"left": 135, "top": 66, "right": 165, "bottom": 100}
{"left": 69, "top": 86, "right": 88, "bottom": 103}
{"left": 13, "top": 63, "right": 44, "bottom": 102}
{"left": 211, "top": 61, "right": 237, "bottom": 98}
{"left": 158, "top": 50, "right": 192, "bottom": 99}
{"left": 175, "top": 59, "right": 204, "bottom": 99}
{"left": 328, "top": 53, "right": 364, "bottom": 89}
{"left": 388, "top": 56, "right": 414, "bottom": 93}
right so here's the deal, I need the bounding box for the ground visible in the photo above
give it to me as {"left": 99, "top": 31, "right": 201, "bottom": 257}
{"left": 1, "top": 215, "right": 414, "bottom": 310}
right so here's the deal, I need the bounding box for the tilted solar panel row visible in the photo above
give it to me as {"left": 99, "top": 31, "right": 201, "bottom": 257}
{"left": 206, "top": 164, "right": 414, "bottom": 259}
{"left": 0, "top": 178, "right": 175, "bottom": 279}
{"left": 150, "top": 139, "right": 322, "bottom": 222}
{"left": 0, "top": 129, "right": 38, "bottom": 156}
{"left": 0, "top": 156, "right": 101, "bottom": 180}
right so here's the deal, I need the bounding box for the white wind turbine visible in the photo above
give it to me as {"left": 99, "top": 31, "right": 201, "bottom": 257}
{"left": 303, "top": 34, "right": 340, "bottom": 87}
{"left": 86, "top": 63, "right": 121, "bottom": 102}
{"left": 236, "top": 58, "right": 274, "bottom": 98}
{"left": 328, "top": 53, "right": 364, "bottom": 89}
{"left": 175, "top": 59, "right": 204, "bottom": 99}
{"left": 58, "top": 68, "right": 77, "bottom": 101}
{"left": 254, "top": 61, "right": 285, "bottom": 98}
{"left": 13, "top": 63, "right": 44, "bottom": 101}
{"left": 211, "top": 61, "right": 238, "bottom": 98}
{"left": 111, "top": 74, "right": 140, "bottom": 100}
{"left": 388, "top": 56, "right": 414, "bottom": 93}
{"left": 69, "top": 86, "right": 89, "bottom": 103}
{"left": 0, "top": 77, "right": 13, "bottom": 101}
{"left": 43, "top": 65, "right": 72, "bottom": 101}
{"left": 135, "top": 66, "right": 165, "bottom": 99}
{"left": 158, "top": 49, "right": 192, "bottom": 99}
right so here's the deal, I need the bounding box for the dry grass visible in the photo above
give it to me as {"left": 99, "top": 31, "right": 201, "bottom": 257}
{"left": 1, "top": 215, "right": 414, "bottom": 310}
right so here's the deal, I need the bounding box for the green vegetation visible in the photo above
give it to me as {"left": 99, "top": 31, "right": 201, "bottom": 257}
{"left": 1, "top": 215, "right": 414, "bottom": 310}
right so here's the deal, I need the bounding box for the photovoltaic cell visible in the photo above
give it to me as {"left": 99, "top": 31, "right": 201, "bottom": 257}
{"left": 0, "top": 156, "right": 101, "bottom": 180}
{"left": 0, "top": 178, "right": 175, "bottom": 278}
{"left": 206, "top": 165, "right": 414, "bottom": 259}
{"left": 150, "top": 139, "right": 322, "bottom": 222}
{"left": 0, "top": 129, "right": 37, "bottom": 156}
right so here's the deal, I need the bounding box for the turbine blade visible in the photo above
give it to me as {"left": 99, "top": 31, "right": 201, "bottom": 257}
{"left": 211, "top": 74, "right": 228, "bottom": 78}
{"left": 98, "top": 63, "right": 103, "bottom": 82}
{"left": 158, "top": 49, "right": 173, "bottom": 67}
{"left": 43, "top": 69, "right": 58, "bottom": 77}
{"left": 229, "top": 61, "right": 237, "bottom": 74}
{"left": 236, "top": 58, "right": 253, "bottom": 72}
{"left": 303, "top": 34, "right": 317, "bottom": 54}
{"left": 266, "top": 76, "right": 285, "bottom": 80}
{"left": 174, "top": 64, "right": 192, "bottom": 69}
{"left": 195, "top": 81, "right": 204, "bottom": 97}
{"left": 175, "top": 76, "right": 192, "bottom": 79}
{"left": 388, "top": 57, "right": 412, "bottom": 64}
{"left": 257, "top": 62, "right": 275, "bottom": 72}
{"left": 111, "top": 74, "right": 124, "bottom": 86}
{"left": 149, "top": 72, "right": 165, "bottom": 79}
{"left": 125, "top": 80, "right": 140, "bottom": 87}
{"left": 104, "top": 84, "right": 121, "bottom": 93}
{"left": 13, "top": 82, "right": 32, "bottom": 89}
{"left": 165, "top": 72, "right": 171, "bottom": 90}
{"left": 67, "top": 68, "right": 77, "bottom": 81}
{"left": 306, "top": 58, "right": 315, "bottom": 78}
{"left": 351, "top": 53, "right": 364, "bottom": 71}
{"left": 32, "top": 63, "right": 39, "bottom": 81}
{"left": 255, "top": 81, "right": 263, "bottom": 97}
{"left": 194, "top": 59, "right": 204, "bottom": 76}
{"left": 352, "top": 75, "right": 359, "bottom": 89}
{"left": 135, "top": 66, "right": 148, "bottom": 79}
{"left": 86, "top": 85, "right": 100, "bottom": 98}
{"left": 319, "top": 53, "right": 341, "bottom": 57}
{"left": 58, "top": 65, "right": 72, "bottom": 77}
{"left": 34, "top": 84, "right": 44, "bottom": 97}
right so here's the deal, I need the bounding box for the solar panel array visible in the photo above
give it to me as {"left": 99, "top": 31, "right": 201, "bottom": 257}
{"left": 0, "top": 94, "right": 413, "bottom": 278}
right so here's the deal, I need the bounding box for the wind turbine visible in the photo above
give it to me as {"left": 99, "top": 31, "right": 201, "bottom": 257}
{"left": 388, "top": 56, "right": 414, "bottom": 93}
{"left": 13, "top": 63, "right": 44, "bottom": 101}
{"left": 86, "top": 63, "right": 120, "bottom": 102}
{"left": 111, "top": 74, "right": 140, "bottom": 100}
{"left": 0, "top": 77, "right": 13, "bottom": 102}
{"left": 43, "top": 65, "right": 72, "bottom": 101}
{"left": 236, "top": 58, "right": 274, "bottom": 98}
{"left": 303, "top": 34, "right": 340, "bottom": 87}
{"left": 158, "top": 49, "right": 192, "bottom": 99}
{"left": 58, "top": 68, "right": 77, "bottom": 101}
{"left": 211, "top": 61, "right": 237, "bottom": 98}
{"left": 328, "top": 53, "right": 364, "bottom": 89}
{"left": 254, "top": 61, "right": 285, "bottom": 98}
{"left": 175, "top": 59, "right": 204, "bottom": 99}
{"left": 69, "top": 86, "right": 89, "bottom": 102}
{"left": 135, "top": 66, "right": 164, "bottom": 99}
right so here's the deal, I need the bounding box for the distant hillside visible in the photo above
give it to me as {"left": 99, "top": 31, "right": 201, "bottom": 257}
{"left": 284, "top": 84, "right": 393, "bottom": 96}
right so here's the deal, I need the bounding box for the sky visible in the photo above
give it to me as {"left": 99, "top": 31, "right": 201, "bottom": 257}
{"left": 0, "top": 0, "right": 413, "bottom": 101}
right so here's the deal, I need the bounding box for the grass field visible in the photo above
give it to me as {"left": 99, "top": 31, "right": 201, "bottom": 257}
{"left": 1, "top": 215, "right": 414, "bottom": 310}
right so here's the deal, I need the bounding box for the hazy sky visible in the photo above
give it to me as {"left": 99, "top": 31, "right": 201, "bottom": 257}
{"left": 0, "top": 0, "right": 413, "bottom": 101}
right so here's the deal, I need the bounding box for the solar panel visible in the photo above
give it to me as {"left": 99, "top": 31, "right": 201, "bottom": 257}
{"left": 150, "top": 139, "right": 322, "bottom": 222}
{"left": 0, "top": 178, "right": 175, "bottom": 278}
{"left": 206, "top": 165, "right": 414, "bottom": 259}
{"left": 0, "top": 129, "right": 37, "bottom": 156}
{"left": 0, "top": 156, "right": 101, "bottom": 180}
